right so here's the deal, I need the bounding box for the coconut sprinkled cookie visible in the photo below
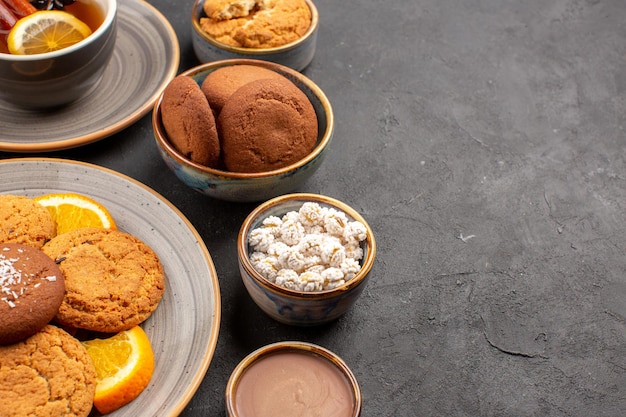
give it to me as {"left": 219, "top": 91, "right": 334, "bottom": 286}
{"left": 0, "top": 243, "right": 65, "bottom": 345}
{"left": 0, "top": 324, "right": 96, "bottom": 417}
{"left": 42, "top": 228, "right": 166, "bottom": 333}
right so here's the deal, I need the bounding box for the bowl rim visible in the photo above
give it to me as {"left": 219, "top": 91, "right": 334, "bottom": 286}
{"left": 225, "top": 341, "right": 362, "bottom": 417}
{"left": 237, "top": 193, "right": 377, "bottom": 298}
{"left": 0, "top": 0, "right": 117, "bottom": 62}
{"left": 152, "top": 58, "right": 334, "bottom": 179}
{"left": 191, "top": 0, "right": 319, "bottom": 55}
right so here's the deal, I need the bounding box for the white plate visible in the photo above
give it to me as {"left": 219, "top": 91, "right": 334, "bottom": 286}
{"left": 0, "top": 0, "right": 179, "bottom": 152}
{"left": 0, "top": 158, "right": 221, "bottom": 417}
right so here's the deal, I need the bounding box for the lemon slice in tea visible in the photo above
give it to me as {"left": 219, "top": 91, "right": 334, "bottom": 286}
{"left": 7, "top": 10, "right": 92, "bottom": 55}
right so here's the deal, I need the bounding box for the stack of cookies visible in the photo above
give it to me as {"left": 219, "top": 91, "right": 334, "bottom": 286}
{"left": 0, "top": 194, "right": 165, "bottom": 417}
{"left": 199, "top": 0, "right": 312, "bottom": 48}
{"left": 160, "top": 64, "right": 318, "bottom": 173}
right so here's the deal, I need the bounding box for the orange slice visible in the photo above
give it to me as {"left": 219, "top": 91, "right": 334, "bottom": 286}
{"left": 7, "top": 10, "right": 92, "bottom": 55}
{"left": 34, "top": 193, "right": 116, "bottom": 234}
{"left": 82, "top": 326, "right": 155, "bottom": 414}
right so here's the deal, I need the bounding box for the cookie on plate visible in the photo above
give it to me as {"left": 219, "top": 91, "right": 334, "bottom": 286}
{"left": 0, "top": 324, "right": 96, "bottom": 417}
{"left": 0, "top": 194, "right": 56, "bottom": 248}
{"left": 0, "top": 243, "right": 65, "bottom": 345}
{"left": 42, "top": 228, "right": 166, "bottom": 333}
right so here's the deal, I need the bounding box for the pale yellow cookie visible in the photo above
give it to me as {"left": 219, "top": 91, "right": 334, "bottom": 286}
{"left": 0, "top": 194, "right": 56, "bottom": 248}
{"left": 42, "top": 228, "right": 166, "bottom": 333}
{"left": 0, "top": 325, "right": 96, "bottom": 417}
{"left": 200, "top": 0, "right": 311, "bottom": 48}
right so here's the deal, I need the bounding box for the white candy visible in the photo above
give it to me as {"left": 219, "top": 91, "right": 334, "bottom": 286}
{"left": 320, "top": 237, "right": 346, "bottom": 267}
{"left": 275, "top": 269, "right": 299, "bottom": 290}
{"left": 299, "top": 270, "right": 323, "bottom": 292}
{"left": 249, "top": 252, "right": 281, "bottom": 281}
{"left": 278, "top": 217, "right": 305, "bottom": 246}
{"left": 321, "top": 267, "right": 345, "bottom": 290}
{"left": 248, "top": 227, "right": 274, "bottom": 252}
{"left": 341, "top": 258, "right": 361, "bottom": 281}
{"left": 343, "top": 221, "right": 367, "bottom": 244}
{"left": 261, "top": 215, "right": 283, "bottom": 231}
{"left": 323, "top": 208, "right": 349, "bottom": 237}
{"left": 249, "top": 202, "right": 367, "bottom": 292}
{"left": 298, "top": 202, "right": 326, "bottom": 227}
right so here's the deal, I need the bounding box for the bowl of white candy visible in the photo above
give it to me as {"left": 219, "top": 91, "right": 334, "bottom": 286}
{"left": 237, "top": 193, "right": 376, "bottom": 326}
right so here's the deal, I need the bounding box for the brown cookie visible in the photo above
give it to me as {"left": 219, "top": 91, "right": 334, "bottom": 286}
{"left": 42, "top": 228, "right": 165, "bottom": 333}
{"left": 200, "top": 64, "right": 284, "bottom": 114}
{"left": 0, "top": 194, "right": 56, "bottom": 248}
{"left": 160, "top": 75, "right": 221, "bottom": 168}
{"left": 218, "top": 76, "right": 318, "bottom": 172}
{"left": 200, "top": 0, "right": 311, "bottom": 48}
{"left": 0, "top": 243, "right": 65, "bottom": 345}
{"left": 0, "top": 324, "right": 97, "bottom": 417}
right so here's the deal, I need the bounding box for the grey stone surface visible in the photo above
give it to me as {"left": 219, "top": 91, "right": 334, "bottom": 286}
{"left": 5, "top": 0, "right": 625, "bottom": 415}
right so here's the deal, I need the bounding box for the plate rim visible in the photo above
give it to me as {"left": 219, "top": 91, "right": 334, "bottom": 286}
{"left": 0, "top": 157, "right": 221, "bottom": 416}
{"left": 0, "top": 0, "right": 180, "bottom": 153}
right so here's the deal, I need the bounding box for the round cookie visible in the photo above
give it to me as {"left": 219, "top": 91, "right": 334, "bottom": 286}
{"left": 0, "top": 194, "right": 56, "bottom": 249}
{"left": 0, "top": 324, "right": 97, "bottom": 417}
{"left": 203, "top": 0, "right": 263, "bottom": 20}
{"left": 160, "top": 75, "right": 221, "bottom": 168}
{"left": 218, "top": 76, "right": 318, "bottom": 173}
{"left": 200, "top": 0, "right": 311, "bottom": 48}
{"left": 0, "top": 243, "right": 65, "bottom": 345}
{"left": 42, "top": 228, "right": 166, "bottom": 333}
{"left": 200, "top": 64, "right": 284, "bottom": 114}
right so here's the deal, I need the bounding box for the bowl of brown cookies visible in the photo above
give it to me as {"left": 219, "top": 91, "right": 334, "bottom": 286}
{"left": 191, "top": 0, "right": 319, "bottom": 71}
{"left": 152, "top": 59, "right": 333, "bottom": 203}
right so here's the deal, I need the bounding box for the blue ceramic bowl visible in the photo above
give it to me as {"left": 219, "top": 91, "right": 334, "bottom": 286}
{"left": 191, "top": 0, "right": 318, "bottom": 71}
{"left": 152, "top": 59, "right": 333, "bottom": 202}
{"left": 237, "top": 193, "right": 376, "bottom": 326}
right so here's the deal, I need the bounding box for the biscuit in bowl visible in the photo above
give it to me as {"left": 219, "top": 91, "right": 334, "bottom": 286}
{"left": 200, "top": 63, "right": 284, "bottom": 113}
{"left": 219, "top": 76, "right": 318, "bottom": 173}
{"left": 200, "top": 0, "right": 311, "bottom": 48}
{"left": 161, "top": 75, "right": 221, "bottom": 168}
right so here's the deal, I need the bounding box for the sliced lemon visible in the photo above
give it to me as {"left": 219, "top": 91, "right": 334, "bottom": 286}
{"left": 34, "top": 192, "right": 116, "bottom": 235}
{"left": 82, "top": 326, "right": 156, "bottom": 414}
{"left": 7, "top": 10, "right": 92, "bottom": 55}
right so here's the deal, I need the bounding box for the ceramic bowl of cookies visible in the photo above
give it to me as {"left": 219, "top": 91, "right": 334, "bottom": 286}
{"left": 191, "top": 0, "right": 319, "bottom": 71}
{"left": 152, "top": 59, "right": 333, "bottom": 203}
{"left": 237, "top": 193, "right": 376, "bottom": 326}
{"left": 225, "top": 341, "right": 362, "bottom": 416}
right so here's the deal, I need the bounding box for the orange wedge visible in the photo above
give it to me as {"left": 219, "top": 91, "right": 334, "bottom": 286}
{"left": 34, "top": 193, "right": 116, "bottom": 234}
{"left": 82, "top": 326, "right": 155, "bottom": 414}
{"left": 7, "top": 10, "right": 92, "bottom": 55}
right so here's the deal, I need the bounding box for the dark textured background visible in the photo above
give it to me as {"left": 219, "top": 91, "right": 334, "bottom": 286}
{"left": 3, "top": 0, "right": 626, "bottom": 415}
